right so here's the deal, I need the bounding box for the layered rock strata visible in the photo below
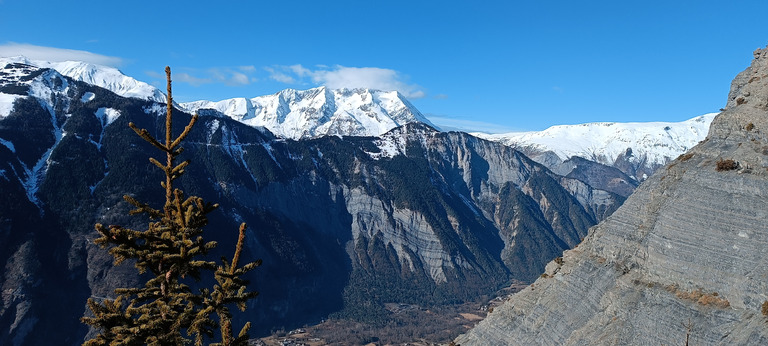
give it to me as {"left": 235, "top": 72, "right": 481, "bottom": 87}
{"left": 456, "top": 47, "right": 768, "bottom": 345}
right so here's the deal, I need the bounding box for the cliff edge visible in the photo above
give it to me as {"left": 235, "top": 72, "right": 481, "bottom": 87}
{"left": 456, "top": 47, "right": 768, "bottom": 345}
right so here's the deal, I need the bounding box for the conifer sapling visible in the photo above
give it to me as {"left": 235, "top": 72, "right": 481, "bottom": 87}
{"left": 82, "top": 67, "right": 260, "bottom": 346}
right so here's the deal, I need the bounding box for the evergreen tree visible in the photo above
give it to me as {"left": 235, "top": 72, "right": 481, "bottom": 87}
{"left": 82, "top": 67, "right": 260, "bottom": 345}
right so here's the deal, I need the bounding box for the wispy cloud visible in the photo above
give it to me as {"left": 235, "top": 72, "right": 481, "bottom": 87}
{"left": 427, "top": 115, "right": 522, "bottom": 134}
{"left": 265, "top": 67, "right": 297, "bottom": 83}
{"left": 0, "top": 42, "right": 123, "bottom": 66}
{"left": 289, "top": 64, "right": 312, "bottom": 77}
{"left": 266, "top": 64, "right": 426, "bottom": 99}
{"left": 227, "top": 71, "right": 250, "bottom": 85}
{"left": 175, "top": 72, "right": 213, "bottom": 86}
{"left": 157, "top": 67, "right": 256, "bottom": 87}
{"left": 146, "top": 58, "right": 426, "bottom": 98}
{"left": 239, "top": 65, "right": 256, "bottom": 73}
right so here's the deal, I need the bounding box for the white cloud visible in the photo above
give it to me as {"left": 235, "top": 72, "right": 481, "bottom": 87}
{"left": 427, "top": 115, "right": 521, "bottom": 134}
{"left": 409, "top": 90, "right": 426, "bottom": 99}
{"left": 161, "top": 68, "right": 254, "bottom": 87}
{"left": 0, "top": 42, "right": 123, "bottom": 66}
{"left": 239, "top": 65, "right": 256, "bottom": 72}
{"left": 209, "top": 68, "right": 253, "bottom": 86}
{"left": 175, "top": 73, "right": 213, "bottom": 86}
{"left": 265, "top": 67, "right": 296, "bottom": 83}
{"left": 267, "top": 64, "right": 426, "bottom": 99}
{"left": 156, "top": 60, "right": 424, "bottom": 98}
{"left": 289, "top": 64, "right": 312, "bottom": 77}
{"left": 315, "top": 66, "right": 426, "bottom": 99}
{"left": 229, "top": 72, "right": 250, "bottom": 85}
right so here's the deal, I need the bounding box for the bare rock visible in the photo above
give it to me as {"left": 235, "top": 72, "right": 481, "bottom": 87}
{"left": 456, "top": 46, "right": 768, "bottom": 345}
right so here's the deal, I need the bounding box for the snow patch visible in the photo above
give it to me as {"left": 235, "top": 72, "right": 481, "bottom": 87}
{"left": 368, "top": 136, "right": 401, "bottom": 159}
{"left": 20, "top": 90, "right": 66, "bottom": 209}
{"left": 207, "top": 119, "right": 220, "bottom": 142}
{"left": 81, "top": 92, "right": 95, "bottom": 103}
{"left": 0, "top": 138, "right": 15, "bottom": 153}
{"left": 143, "top": 104, "right": 165, "bottom": 115}
{"left": 261, "top": 141, "right": 281, "bottom": 168}
{"left": 95, "top": 107, "right": 121, "bottom": 127}
{"left": 0, "top": 93, "right": 23, "bottom": 118}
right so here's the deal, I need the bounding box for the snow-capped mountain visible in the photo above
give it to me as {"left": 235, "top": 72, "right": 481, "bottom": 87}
{"left": 0, "top": 55, "right": 715, "bottom": 168}
{"left": 0, "top": 56, "right": 166, "bottom": 103}
{"left": 1, "top": 56, "right": 433, "bottom": 140}
{"left": 181, "top": 86, "right": 435, "bottom": 139}
{"left": 473, "top": 113, "right": 717, "bottom": 180}
{"left": 0, "top": 59, "right": 624, "bottom": 344}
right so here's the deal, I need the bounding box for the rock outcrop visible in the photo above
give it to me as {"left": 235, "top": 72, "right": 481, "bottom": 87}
{"left": 456, "top": 47, "right": 768, "bottom": 345}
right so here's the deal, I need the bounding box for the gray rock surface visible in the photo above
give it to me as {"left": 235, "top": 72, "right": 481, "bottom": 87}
{"left": 456, "top": 47, "right": 768, "bottom": 345}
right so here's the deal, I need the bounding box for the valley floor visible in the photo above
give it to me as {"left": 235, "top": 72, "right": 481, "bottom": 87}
{"left": 252, "top": 283, "right": 527, "bottom": 345}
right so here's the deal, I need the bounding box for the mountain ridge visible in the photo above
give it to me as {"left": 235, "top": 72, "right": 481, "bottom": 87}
{"left": 0, "top": 56, "right": 166, "bottom": 103}
{"left": 456, "top": 46, "right": 768, "bottom": 346}
{"left": 0, "top": 56, "right": 435, "bottom": 140}
{"left": 0, "top": 61, "right": 624, "bottom": 344}
{"left": 181, "top": 86, "right": 435, "bottom": 139}
{"left": 474, "top": 113, "right": 716, "bottom": 180}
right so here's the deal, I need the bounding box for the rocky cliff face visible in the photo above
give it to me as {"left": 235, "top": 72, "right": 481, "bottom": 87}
{"left": 456, "top": 47, "right": 768, "bottom": 345}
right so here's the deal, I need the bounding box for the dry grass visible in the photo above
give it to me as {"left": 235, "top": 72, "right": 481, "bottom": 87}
{"left": 671, "top": 287, "right": 730, "bottom": 309}
{"left": 459, "top": 313, "right": 484, "bottom": 321}
{"left": 716, "top": 158, "right": 738, "bottom": 171}
{"left": 678, "top": 152, "right": 695, "bottom": 162}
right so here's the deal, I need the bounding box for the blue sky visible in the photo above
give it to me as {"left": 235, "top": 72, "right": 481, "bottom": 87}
{"left": 1, "top": 1, "right": 767, "bottom": 133}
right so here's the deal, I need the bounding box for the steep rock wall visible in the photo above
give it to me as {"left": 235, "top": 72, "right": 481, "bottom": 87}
{"left": 456, "top": 47, "right": 768, "bottom": 346}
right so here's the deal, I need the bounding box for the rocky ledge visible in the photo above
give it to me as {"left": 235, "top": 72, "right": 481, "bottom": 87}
{"left": 456, "top": 47, "right": 768, "bottom": 345}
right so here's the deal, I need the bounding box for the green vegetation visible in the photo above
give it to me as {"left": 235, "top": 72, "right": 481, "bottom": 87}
{"left": 81, "top": 67, "right": 260, "bottom": 345}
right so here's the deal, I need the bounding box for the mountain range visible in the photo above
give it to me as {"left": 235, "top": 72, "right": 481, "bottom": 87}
{"left": 0, "top": 56, "right": 434, "bottom": 140}
{"left": 0, "top": 57, "right": 630, "bottom": 344}
{"left": 0, "top": 55, "right": 726, "bottom": 344}
{"left": 181, "top": 87, "right": 434, "bottom": 139}
{"left": 0, "top": 55, "right": 713, "bottom": 170}
{"left": 474, "top": 113, "right": 715, "bottom": 181}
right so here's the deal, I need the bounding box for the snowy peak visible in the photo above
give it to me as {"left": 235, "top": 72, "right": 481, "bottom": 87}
{"left": 0, "top": 56, "right": 165, "bottom": 102}
{"left": 474, "top": 113, "right": 717, "bottom": 179}
{"left": 47, "top": 60, "right": 165, "bottom": 102}
{"left": 0, "top": 60, "right": 73, "bottom": 119}
{"left": 181, "top": 86, "right": 435, "bottom": 139}
{"left": 1, "top": 56, "right": 434, "bottom": 140}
